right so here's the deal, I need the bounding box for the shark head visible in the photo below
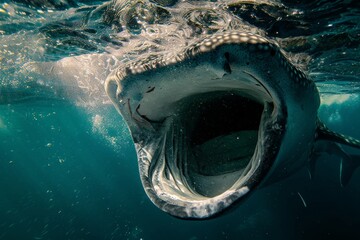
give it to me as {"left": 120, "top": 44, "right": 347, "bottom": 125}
{"left": 105, "top": 31, "right": 321, "bottom": 219}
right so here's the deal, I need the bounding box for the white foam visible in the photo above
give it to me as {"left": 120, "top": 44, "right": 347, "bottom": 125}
{"left": 320, "top": 94, "right": 357, "bottom": 106}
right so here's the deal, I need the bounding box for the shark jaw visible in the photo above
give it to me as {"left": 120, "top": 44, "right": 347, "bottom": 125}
{"left": 105, "top": 31, "right": 317, "bottom": 219}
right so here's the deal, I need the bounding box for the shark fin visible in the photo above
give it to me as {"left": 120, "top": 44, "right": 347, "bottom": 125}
{"left": 316, "top": 119, "right": 360, "bottom": 149}
{"left": 316, "top": 119, "right": 360, "bottom": 186}
{"left": 340, "top": 154, "right": 360, "bottom": 187}
{"left": 309, "top": 141, "right": 344, "bottom": 182}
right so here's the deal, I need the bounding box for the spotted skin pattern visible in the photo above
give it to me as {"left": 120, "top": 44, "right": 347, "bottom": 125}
{"left": 317, "top": 119, "right": 360, "bottom": 148}
{"left": 113, "top": 31, "right": 315, "bottom": 90}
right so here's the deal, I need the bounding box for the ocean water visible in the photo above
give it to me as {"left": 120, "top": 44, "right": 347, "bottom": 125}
{"left": 1, "top": 0, "right": 360, "bottom": 239}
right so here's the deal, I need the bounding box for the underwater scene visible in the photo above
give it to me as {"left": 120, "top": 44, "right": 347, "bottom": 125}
{"left": 1, "top": 0, "right": 360, "bottom": 239}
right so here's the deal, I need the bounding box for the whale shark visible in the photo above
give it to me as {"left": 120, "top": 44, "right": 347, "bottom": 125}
{"left": 105, "top": 31, "right": 360, "bottom": 219}
{"left": 1, "top": 0, "right": 359, "bottom": 221}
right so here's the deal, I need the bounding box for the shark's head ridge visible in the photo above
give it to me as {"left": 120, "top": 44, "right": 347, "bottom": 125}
{"left": 105, "top": 31, "right": 320, "bottom": 218}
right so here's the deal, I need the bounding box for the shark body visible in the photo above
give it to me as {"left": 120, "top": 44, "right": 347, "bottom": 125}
{"left": 105, "top": 31, "right": 360, "bottom": 219}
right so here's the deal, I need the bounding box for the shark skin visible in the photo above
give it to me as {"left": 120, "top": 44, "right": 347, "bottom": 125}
{"left": 104, "top": 30, "right": 360, "bottom": 219}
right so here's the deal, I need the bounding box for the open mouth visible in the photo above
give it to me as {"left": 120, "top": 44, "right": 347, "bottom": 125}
{"left": 134, "top": 78, "right": 283, "bottom": 218}
{"left": 177, "top": 92, "right": 264, "bottom": 197}
{"left": 105, "top": 31, "right": 289, "bottom": 218}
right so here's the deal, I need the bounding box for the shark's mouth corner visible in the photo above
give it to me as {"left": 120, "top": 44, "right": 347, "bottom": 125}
{"left": 105, "top": 31, "right": 291, "bottom": 219}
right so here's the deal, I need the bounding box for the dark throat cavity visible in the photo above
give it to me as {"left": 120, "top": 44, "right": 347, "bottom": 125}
{"left": 176, "top": 91, "right": 264, "bottom": 197}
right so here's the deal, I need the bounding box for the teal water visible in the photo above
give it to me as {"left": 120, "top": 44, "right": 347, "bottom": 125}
{"left": 1, "top": 0, "right": 360, "bottom": 239}
{"left": 2, "top": 100, "right": 360, "bottom": 239}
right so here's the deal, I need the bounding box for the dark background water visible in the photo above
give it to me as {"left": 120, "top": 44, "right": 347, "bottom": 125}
{"left": 1, "top": 0, "right": 360, "bottom": 239}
